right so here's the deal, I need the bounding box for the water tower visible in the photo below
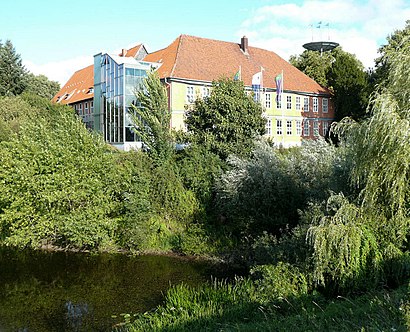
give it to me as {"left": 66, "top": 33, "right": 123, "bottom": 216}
{"left": 303, "top": 22, "right": 339, "bottom": 55}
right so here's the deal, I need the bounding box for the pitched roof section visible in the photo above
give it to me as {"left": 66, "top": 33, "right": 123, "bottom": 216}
{"left": 52, "top": 64, "right": 94, "bottom": 105}
{"left": 52, "top": 44, "right": 146, "bottom": 104}
{"left": 144, "top": 34, "right": 328, "bottom": 95}
{"left": 144, "top": 36, "right": 181, "bottom": 78}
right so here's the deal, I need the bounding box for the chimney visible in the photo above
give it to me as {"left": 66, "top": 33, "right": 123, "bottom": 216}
{"left": 121, "top": 48, "right": 127, "bottom": 57}
{"left": 241, "top": 36, "right": 248, "bottom": 54}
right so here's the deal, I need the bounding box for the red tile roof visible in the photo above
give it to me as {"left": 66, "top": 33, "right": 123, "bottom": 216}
{"left": 53, "top": 36, "right": 329, "bottom": 105}
{"left": 119, "top": 44, "right": 143, "bottom": 58}
{"left": 52, "top": 64, "right": 94, "bottom": 105}
{"left": 145, "top": 35, "right": 329, "bottom": 95}
{"left": 52, "top": 44, "right": 143, "bottom": 104}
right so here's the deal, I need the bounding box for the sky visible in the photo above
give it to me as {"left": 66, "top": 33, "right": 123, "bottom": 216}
{"left": 2, "top": 0, "right": 409, "bottom": 86}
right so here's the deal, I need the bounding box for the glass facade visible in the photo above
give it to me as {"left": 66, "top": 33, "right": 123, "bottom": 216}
{"left": 93, "top": 53, "right": 155, "bottom": 150}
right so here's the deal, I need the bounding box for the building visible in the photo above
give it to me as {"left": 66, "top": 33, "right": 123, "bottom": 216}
{"left": 53, "top": 35, "right": 334, "bottom": 149}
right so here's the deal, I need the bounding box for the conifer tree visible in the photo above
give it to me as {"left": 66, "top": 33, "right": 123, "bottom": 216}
{"left": 0, "top": 40, "right": 27, "bottom": 96}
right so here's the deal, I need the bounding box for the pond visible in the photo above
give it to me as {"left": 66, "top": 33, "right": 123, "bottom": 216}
{"left": 0, "top": 248, "right": 234, "bottom": 331}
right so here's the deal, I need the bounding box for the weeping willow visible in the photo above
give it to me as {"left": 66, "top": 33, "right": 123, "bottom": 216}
{"left": 307, "top": 195, "right": 381, "bottom": 288}
{"left": 308, "top": 36, "right": 410, "bottom": 289}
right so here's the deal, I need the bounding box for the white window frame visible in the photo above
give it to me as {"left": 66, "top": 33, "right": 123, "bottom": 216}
{"left": 202, "top": 86, "right": 210, "bottom": 99}
{"left": 265, "top": 93, "right": 271, "bottom": 109}
{"left": 322, "top": 98, "right": 328, "bottom": 113}
{"left": 276, "top": 119, "right": 282, "bottom": 135}
{"left": 303, "top": 97, "right": 309, "bottom": 112}
{"left": 286, "top": 95, "right": 292, "bottom": 110}
{"left": 303, "top": 119, "right": 310, "bottom": 136}
{"left": 276, "top": 96, "right": 282, "bottom": 109}
{"left": 286, "top": 120, "right": 292, "bottom": 135}
{"left": 313, "top": 120, "right": 319, "bottom": 136}
{"left": 313, "top": 97, "right": 318, "bottom": 112}
{"left": 296, "top": 120, "right": 302, "bottom": 135}
{"left": 186, "top": 86, "right": 194, "bottom": 103}
{"left": 322, "top": 121, "right": 329, "bottom": 136}
{"left": 296, "top": 96, "right": 301, "bottom": 110}
{"left": 265, "top": 117, "right": 272, "bottom": 136}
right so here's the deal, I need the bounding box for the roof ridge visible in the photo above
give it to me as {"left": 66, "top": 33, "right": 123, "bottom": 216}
{"left": 180, "top": 34, "right": 239, "bottom": 46}
{"left": 170, "top": 35, "right": 183, "bottom": 77}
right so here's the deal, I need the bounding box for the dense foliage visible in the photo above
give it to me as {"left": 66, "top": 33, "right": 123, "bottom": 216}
{"left": 185, "top": 78, "right": 266, "bottom": 160}
{"left": 0, "top": 96, "right": 122, "bottom": 249}
{"left": 215, "top": 139, "right": 346, "bottom": 236}
{"left": 0, "top": 40, "right": 60, "bottom": 99}
{"left": 1, "top": 26, "right": 410, "bottom": 330}
{"left": 372, "top": 20, "right": 410, "bottom": 87}
{"left": 25, "top": 73, "right": 60, "bottom": 99}
{"left": 289, "top": 50, "right": 333, "bottom": 87}
{"left": 130, "top": 70, "right": 173, "bottom": 162}
{"left": 290, "top": 47, "right": 369, "bottom": 121}
{"left": 0, "top": 40, "right": 27, "bottom": 96}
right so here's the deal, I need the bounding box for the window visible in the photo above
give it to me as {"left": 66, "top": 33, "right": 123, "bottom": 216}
{"left": 265, "top": 93, "right": 271, "bottom": 109}
{"left": 313, "top": 97, "right": 318, "bottom": 112}
{"left": 303, "top": 119, "right": 310, "bottom": 136}
{"left": 276, "top": 119, "right": 282, "bottom": 135}
{"left": 303, "top": 97, "right": 309, "bottom": 112}
{"left": 286, "top": 120, "right": 292, "bottom": 135}
{"left": 276, "top": 96, "right": 282, "bottom": 109}
{"left": 296, "top": 96, "right": 301, "bottom": 110}
{"left": 253, "top": 89, "right": 260, "bottom": 103}
{"left": 202, "top": 86, "right": 210, "bottom": 99}
{"left": 322, "top": 98, "right": 328, "bottom": 113}
{"left": 186, "top": 86, "right": 194, "bottom": 103}
{"left": 286, "top": 96, "right": 292, "bottom": 110}
{"left": 296, "top": 120, "right": 302, "bottom": 135}
{"left": 322, "top": 121, "right": 329, "bottom": 136}
{"left": 265, "top": 117, "right": 272, "bottom": 136}
{"left": 91, "top": 101, "right": 94, "bottom": 113}
{"left": 313, "top": 120, "right": 319, "bottom": 136}
{"left": 85, "top": 102, "right": 89, "bottom": 114}
{"left": 78, "top": 103, "right": 83, "bottom": 115}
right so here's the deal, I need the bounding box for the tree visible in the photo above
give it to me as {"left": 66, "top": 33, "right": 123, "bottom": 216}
{"left": 290, "top": 47, "right": 370, "bottom": 121}
{"left": 215, "top": 139, "right": 343, "bottom": 236}
{"left": 185, "top": 78, "right": 266, "bottom": 160}
{"left": 0, "top": 40, "right": 27, "bottom": 96}
{"left": 327, "top": 48, "right": 369, "bottom": 121}
{"left": 307, "top": 33, "right": 410, "bottom": 292}
{"left": 130, "top": 70, "right": 173, "bottom": 162}
{"left": 372, "top": 20, "right": 410, "bottom": 88}
{"left": 25, "top": 73, "right": 60, "bottom": 99}
{"left": 289, "top": 50, "right": 333, "bottom": 87}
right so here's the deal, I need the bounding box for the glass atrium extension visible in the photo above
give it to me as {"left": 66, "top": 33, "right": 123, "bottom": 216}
{"left": 93, "top": 53, "right": 159, "bottom": 151}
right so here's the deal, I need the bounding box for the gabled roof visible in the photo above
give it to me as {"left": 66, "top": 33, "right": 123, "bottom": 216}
{"left": 53, "top": 44, "right": 145, "bottom": 104}
{"left": 52, "top": 64, "right": 94, "bottom": 105}
{"left": 118, "top": 44, "right": 145, "bottom": 58}
{"left": 144, "top": 34, "right": 329, "bottom": 95}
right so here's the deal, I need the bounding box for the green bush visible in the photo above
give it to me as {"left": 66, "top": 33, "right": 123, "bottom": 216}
{"left": 0, "top": 97, "right": 121, "bottom": 249}
{"left": 215, "top": 139, "right": 345, "bottom": 236}
{"left": 251, "top": 262, "right": 309, "bottom": 301}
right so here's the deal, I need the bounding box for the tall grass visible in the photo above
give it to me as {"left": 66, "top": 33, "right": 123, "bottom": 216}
{"left": 120, "top": 275, "right": 409, "bottom": 332}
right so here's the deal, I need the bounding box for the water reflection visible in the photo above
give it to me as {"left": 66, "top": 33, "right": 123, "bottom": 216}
{"left": 0, "top": 248, "right": 228, "bottom": 331}
{"left": 65, "top": 301, "right": 89, "bottom": 331}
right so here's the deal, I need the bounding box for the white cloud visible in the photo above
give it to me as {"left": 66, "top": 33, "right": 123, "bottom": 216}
{"left": 238, "top": 0, "right": 410, "bottom": 69}
{"left": 23, "top": 56, "right": 93, "bottom": 86}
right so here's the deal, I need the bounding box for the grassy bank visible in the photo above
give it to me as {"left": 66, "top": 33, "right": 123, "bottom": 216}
{"left": 122, "top": 277, "right": 409, "bottom": 332}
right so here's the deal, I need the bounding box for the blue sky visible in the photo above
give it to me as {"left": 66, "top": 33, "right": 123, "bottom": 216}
{"left": 2, "top": 0, "right": 409, "bottom": 85}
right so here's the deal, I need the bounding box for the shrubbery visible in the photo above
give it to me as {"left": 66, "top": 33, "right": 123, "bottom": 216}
{"left": 215, "top": 138, "right": 346, "bottom": 236}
